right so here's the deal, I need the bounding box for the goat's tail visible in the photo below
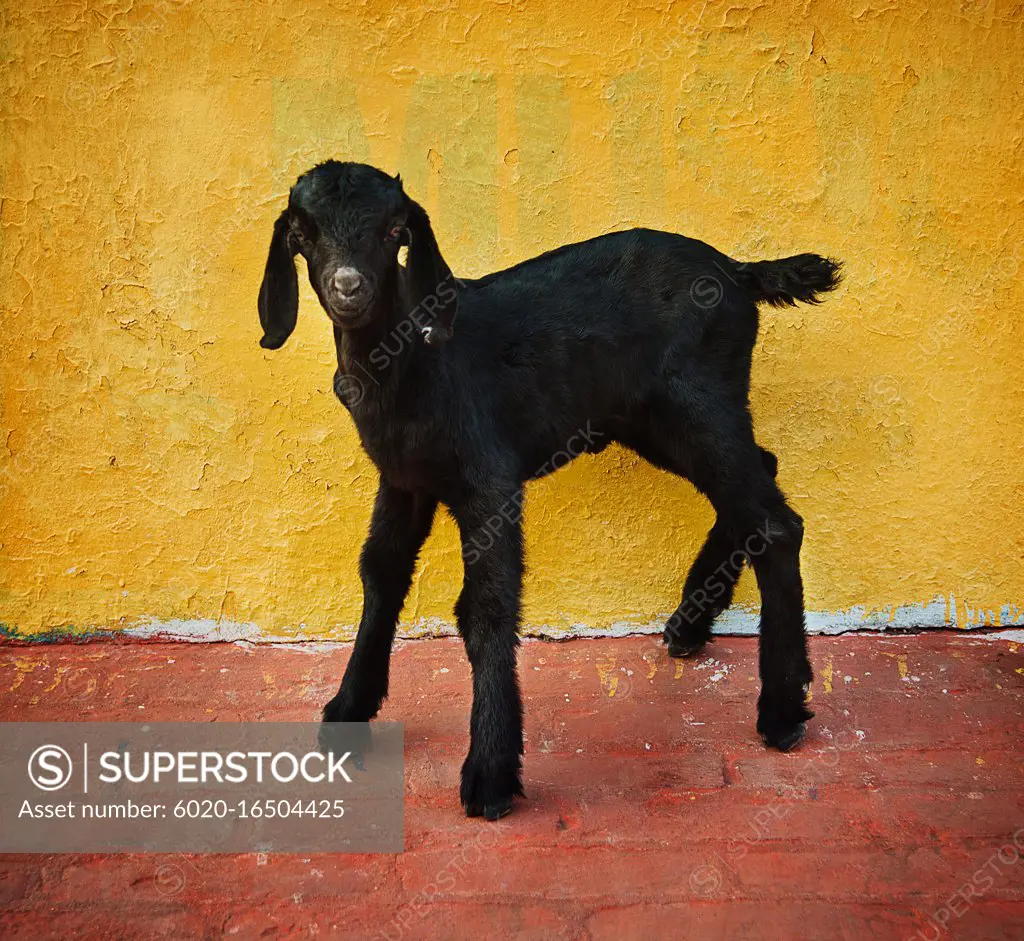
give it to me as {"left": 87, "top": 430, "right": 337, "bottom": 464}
{"left": 736, "top": 253, "right": 842, "bottom": 308}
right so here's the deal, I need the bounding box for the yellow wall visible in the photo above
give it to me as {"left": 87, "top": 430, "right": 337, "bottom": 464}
{"left": 1, "top": 0, "right": 1022, "bottom": 640}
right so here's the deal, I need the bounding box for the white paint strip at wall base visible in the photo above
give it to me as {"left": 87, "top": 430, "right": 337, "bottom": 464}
{"left": 121, "top": 596, "right": 1023, "bottom": 644}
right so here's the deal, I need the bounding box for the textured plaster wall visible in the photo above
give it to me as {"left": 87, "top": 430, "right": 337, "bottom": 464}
{"left": 0, "top": 0, "right": 1022, "bottom": 641}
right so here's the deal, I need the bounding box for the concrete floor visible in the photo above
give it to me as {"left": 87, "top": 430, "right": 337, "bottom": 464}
{"left": 1, "top": 631, "right": 1022, "bottom": 940}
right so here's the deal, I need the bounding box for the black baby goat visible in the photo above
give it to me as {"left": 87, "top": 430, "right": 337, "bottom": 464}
{"left": 258, "top": 161, "right": 841, "bottom": 820}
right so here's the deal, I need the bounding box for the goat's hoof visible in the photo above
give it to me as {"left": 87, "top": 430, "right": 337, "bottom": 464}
{"left": 761, "top": 722, "right": 806, "bottom": 752}
{"left": 757, "top": 693, "right": 814, "bottom": 752}
{"left": 321, "top": 691, "right": 378, "bottom": 724}
{"left": 663, "top": 625, "right": 709, "bottom": 658}
{"left": 465, "top": 796, "right": 515, "bottom": 821}
{"left": 666, "top": 638, "right": 706, "bottom": 658}
{"left": 663, "top": 619, "right": 711, "bottom": 658}
{"left": 316, "top": 717, "right": 371, "bottom": 769}
{"left": 460, "top": 754, "right": 523, "bottom": 821}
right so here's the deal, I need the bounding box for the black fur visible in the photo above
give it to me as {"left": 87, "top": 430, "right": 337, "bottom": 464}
{"left": 258, "top": 160, "right": 842, "bottom": 819}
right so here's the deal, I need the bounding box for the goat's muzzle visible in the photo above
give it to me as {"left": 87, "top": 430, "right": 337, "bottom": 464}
{"left": 325, "top": 266, "right": 375, "bottom": 323}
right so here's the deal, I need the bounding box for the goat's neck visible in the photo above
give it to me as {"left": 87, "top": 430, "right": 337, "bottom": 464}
{"left": 332, "top": 296, "right": 418, "bottom": 400}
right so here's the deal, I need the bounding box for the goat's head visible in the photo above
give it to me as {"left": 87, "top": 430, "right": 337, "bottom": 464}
{"left": 258, "top": 161, "right": 458, "bottom": 350}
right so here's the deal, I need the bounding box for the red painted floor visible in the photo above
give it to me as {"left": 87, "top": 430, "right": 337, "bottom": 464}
{"left": 1, "top": 631, "right": 1023, "bottom": 940}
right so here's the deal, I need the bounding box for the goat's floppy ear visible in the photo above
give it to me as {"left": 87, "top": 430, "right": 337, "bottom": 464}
{"left": 258, "top": 210, "right": 299, "bottom": 350}
{"left": 404, "top": 198, "right": 458, "bottom": 346}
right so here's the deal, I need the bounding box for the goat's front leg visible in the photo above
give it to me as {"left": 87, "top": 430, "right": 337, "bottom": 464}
{"left": 322, "top": 482, "right": 437, "bottom": 723}
{"left": 452, "top": 486, "right": 525, "bottom": 820}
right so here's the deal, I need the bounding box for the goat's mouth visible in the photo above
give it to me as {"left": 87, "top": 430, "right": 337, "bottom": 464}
{"left": 324, "top": 298, "right": 375, "bottom": 325}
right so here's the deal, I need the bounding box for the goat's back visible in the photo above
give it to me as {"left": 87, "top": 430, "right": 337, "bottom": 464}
{"left": 431, "top": 230, "right": 760, "bottom": 471}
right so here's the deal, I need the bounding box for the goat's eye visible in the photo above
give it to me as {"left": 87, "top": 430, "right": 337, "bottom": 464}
{"left": 386, "top": 225, "right": 404, "bottom": 242}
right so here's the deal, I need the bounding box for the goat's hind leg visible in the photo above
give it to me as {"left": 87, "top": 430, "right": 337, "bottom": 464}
{"left": 664, "top": 521, "right": 737, "bottom": 657}
{"left": 747, "top": 498, "right": 814, "bottom": 752}
{"left": 702, "top": 457, "right": 812, "bottom": 752}
{"left": 634, "top": 403, "right": 812, "bottom": 750}
{"left": 664, "top": 447, "right": 779, "bottom": 658}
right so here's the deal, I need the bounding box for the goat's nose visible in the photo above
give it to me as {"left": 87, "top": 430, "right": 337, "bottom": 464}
{"left": 331, "top": 268, "right": 365, "bottom": 298}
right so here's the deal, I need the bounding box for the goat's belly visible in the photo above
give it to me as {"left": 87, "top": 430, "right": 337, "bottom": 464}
{"left": 523, "top": 421, "right": 610, "bottom": 481}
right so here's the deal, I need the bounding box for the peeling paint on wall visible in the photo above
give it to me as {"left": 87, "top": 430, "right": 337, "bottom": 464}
{"left": 0, "top": 0, "right": 1022, "bottom": 639}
